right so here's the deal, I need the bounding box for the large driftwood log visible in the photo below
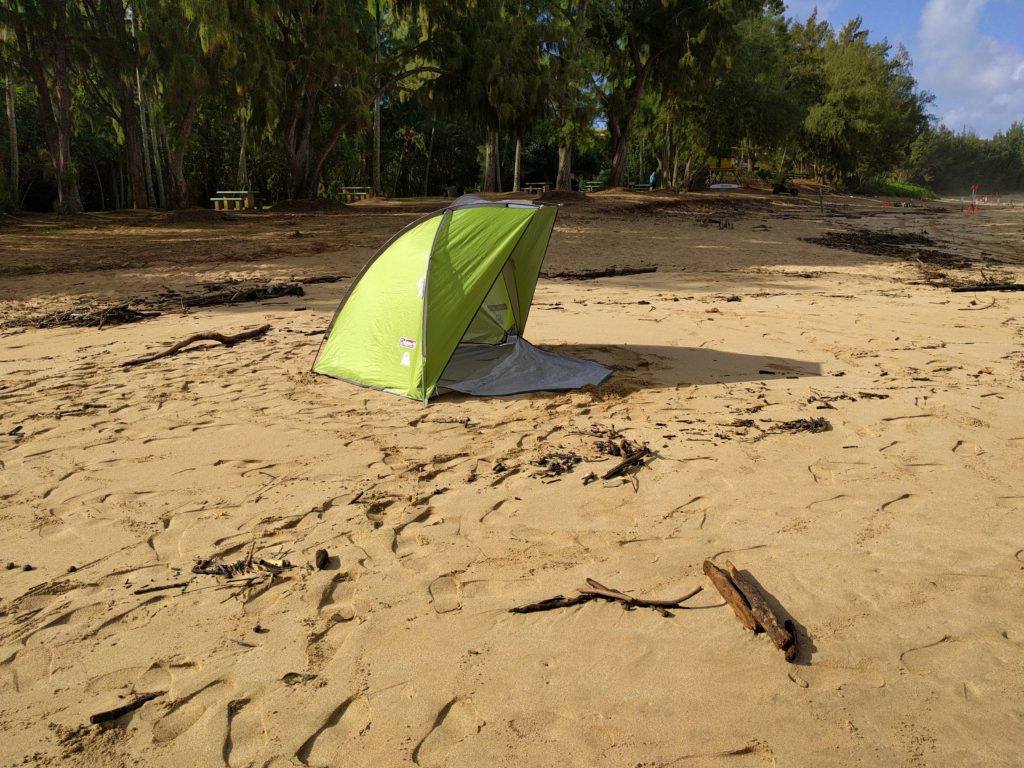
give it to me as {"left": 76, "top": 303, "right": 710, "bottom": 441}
{"left": 702, "top": 560, "right": 758, "bottom": 630}
{"left": 123, "top": 324, "right": 272, "bottom": 367}
{"left": 725, "top": 560, "right": 796, "bottom": 661}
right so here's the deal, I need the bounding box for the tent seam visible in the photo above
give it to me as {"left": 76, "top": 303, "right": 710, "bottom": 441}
{"left": 430, "top": 206, "right": 551, "bottom": 395}
{"left": 420, "top": 209, "right": 451, "bottom": 403}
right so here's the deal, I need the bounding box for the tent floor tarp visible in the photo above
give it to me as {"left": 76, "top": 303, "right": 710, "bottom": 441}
{"left": 437, "top": 337, "right": 611, "bottom": 397}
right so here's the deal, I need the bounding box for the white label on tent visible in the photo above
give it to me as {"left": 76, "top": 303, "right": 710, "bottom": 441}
{"left": 418, "top": 277, "right": 426, "bottom": 298}
{"left": 399, "top": 337, "right": 416, "bottom": 349}
{"left": 400, "top": 351, "right": 411, "bottom": 367}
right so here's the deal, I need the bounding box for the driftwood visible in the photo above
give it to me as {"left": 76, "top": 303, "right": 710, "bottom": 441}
{"left": 725, "top": 560, "right": 796, "bottom": 661}
{"left": 542, "top": 265, "right": 658, "bottom": 280}
{"left": 510, "top": 577, "right": 701, "bottom": 617}
{"left": 123, "top": 324, "right": 271, "bottom": 367}
{"left": 601, "top": 446, "right": 651, "bottom": 480}
{"left": 133, "top": 581, "right": 189, "bottom": 595}
{"left": 314, "top": 549, "right": 329, "bottom": 570}
{"left": 193, "top": 548, "right": 294, "bottom": 579}
{"left": 702, "top": 560, "right": 758, "bottom": 630}
{"left": 509, "top": 594, "right": 597, "bottom": 613}
{"left": 89, "top": 691, "right": 165, "bottom": 725}
{"left": 951, "top": 283, "right": 1024, "bottom": 292}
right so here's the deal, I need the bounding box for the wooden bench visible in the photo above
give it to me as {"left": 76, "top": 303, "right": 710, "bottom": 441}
{"left": 211, "top": 190, "right": 256, "bottom": 210}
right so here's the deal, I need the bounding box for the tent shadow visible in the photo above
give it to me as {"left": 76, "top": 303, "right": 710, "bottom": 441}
{"left": 539, "top": 343, "right": 823, "bottom": 387}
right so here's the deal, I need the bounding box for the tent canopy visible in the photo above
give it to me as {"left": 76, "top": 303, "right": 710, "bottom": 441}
{"left": 312, "top": 196, "right": 610, "bottom": 402}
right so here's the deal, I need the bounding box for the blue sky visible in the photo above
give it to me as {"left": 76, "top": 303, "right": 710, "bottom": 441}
{"left": 784, "top": 0, "right": 1024, "bottom": 137}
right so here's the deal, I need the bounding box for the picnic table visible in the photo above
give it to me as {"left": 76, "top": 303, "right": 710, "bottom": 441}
{"left": 521, "top": 181, "right": 551, "bottom": 194}
{"left": 339, "top": 186, "right": 372, "bottom": 202}
{"left": 580, "top": 181, "right": 605, "bottom": 193}
{"left": 210, "top": 190, "right": 258, "bottom": 210}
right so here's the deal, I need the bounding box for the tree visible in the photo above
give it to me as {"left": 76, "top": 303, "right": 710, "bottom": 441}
{"left": 77, "top": 0, "right": 154, "bottom": 208}
{"left": 0, "top": 0, "right": 83, "bottom": 213}
{"left": 537, "top": 0, "right": 597, "bottom": 190}
{"left": 802, "top": 18, "right": 930, "bottom": 188}
{"left": 587, "top": 0, "right": 766, "bottom": 187}
{"left": 142, "top": 0, "right": 245, "bottom": 207}
{"left": 1, "top": 24, "right": 18, "bottom": 207}
{"left": 247, "top": 2, "right": 373, "bottom": 199}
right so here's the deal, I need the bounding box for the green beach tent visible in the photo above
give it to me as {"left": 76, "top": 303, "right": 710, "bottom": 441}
{"left": 312, "top": 196, "right": 610, "bottom": 402}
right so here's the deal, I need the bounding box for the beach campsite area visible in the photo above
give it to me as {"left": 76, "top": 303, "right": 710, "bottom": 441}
{"left": 1, "top": 189, "right": 1022, "bottom": 766}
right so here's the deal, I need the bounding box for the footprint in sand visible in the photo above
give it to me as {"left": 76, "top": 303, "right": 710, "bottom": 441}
{"left": 314, "top": 573, "right": 357, "bottom": 620}
{"left": 152, "top": 678, "right": 231, "bottom": 744}
{"left": 411, "top": 698, "right": 480, "bottom": 767}
{"left": 294, "top": 694, "right": 371, "bottom": 766}
{"left": 429, "top": 575, "right": 462, "bottom": 613}
{"left": 224, "top": 696, "right": 270, "bottom": 768}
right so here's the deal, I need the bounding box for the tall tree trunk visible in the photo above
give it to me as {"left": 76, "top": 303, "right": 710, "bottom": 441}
{"left": 236, "top": 111, "right": 248, "bottom": 190}
{"left": 606, "top": 65, "right": 650, "bottom": 187}
{"left": 482, "top": 130, "right": 498, "bottom": 192}
{"left": 93, "top": 162, "right": 104, "bottom": 209}
{"left": 681, "top": 153, "right": 694, "bottom": 191}
{"left": 13, "top": 1, "right": 81, "bottom": 213}
{"left": 148, "top": 101, "right": 165, "bottom": 207}
{"left": 494, "top": 131, "right": 502, "bottom": 192}
{"left": 372, "top": 0, "right": 381, "bottom": 197}
{"left": 119, "top": 93, "right": 147, "bottom": 208}
{"left": 170, "top": 98, "right": 198, "bottom": 208}
{"left": 609, "top": 122, "right": 630, "bottom": 187}
{"left": 372, "top": 96, "right": 381, "bottom": 197}
{"left": 512, "top": 137, "right": 521, "bottom": 192}
{"left": 422, "top": 122, "right": 435, "bottom": 197}
{"left": 4, "top": 71, "right": 17, "bottom": 204}
{"left": 659, "top": 117, "right": 672, "bottom": 190}
{"left": 556, "top": 140, "right": 572, "bottom": 191}
{"left": 135, "top": 80, "right": 155, "bottom": 206}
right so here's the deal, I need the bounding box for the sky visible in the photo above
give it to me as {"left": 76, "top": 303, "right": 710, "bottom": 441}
{"left": 784, "top": 0, "right": 1024, "bottom": 137}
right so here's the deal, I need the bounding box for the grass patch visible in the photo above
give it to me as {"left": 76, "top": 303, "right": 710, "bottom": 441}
{"left": 865, "top": 180, "right": 937, "bottom": 199}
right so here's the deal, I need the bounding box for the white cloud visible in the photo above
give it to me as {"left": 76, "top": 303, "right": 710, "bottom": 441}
{"left": 917, "top": 0, "right": 1024, "bottom": 136}
{"left": 785, "top": 1, "right": 841, "bottom": 24}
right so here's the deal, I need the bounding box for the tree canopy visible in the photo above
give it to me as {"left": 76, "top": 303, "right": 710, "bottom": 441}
{"left": 0, "top": 0, "right": 1018, "bottom": 212}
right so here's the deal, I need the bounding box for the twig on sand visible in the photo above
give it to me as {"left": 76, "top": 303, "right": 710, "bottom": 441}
{"left": 132, "top": 581, "right": 190, "bottom": 595}
{"left": 122, "top": 324, "right": 271, "bottom": 367}
{"left": 510, "top": 577, "right": 702, "bottom": 617}
{"left": 950, "top": 283, "right": 1024, "bottom": 293}
{"left": 601, "top": 446, "right": 651, "bottom": 480}
{"left": 89, "top": 691, "right": 165, "bottom": 725}
{"left": 957, "top": 299, "right": 996, "bottom": 311}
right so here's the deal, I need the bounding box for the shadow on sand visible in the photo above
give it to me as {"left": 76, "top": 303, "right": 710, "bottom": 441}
{"left": 541, "top": 343, "right": 823, "bottom": 387}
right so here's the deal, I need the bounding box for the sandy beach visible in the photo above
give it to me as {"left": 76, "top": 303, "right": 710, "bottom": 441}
{"left": 1, "top": 190, "right": 1022, "bottom": 766}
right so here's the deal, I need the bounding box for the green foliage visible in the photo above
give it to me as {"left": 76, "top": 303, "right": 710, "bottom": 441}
{"left": 0, "top": 0, "right": 1018, "bottom": 211}
{"left": 802, "top": 18, "right": 930, "bottom": 188}
{"left": 863, "top": 179, "right": 936, "bottom": 199}
{"left": 905, "top": 123, "right": 1024, "bottom": 193}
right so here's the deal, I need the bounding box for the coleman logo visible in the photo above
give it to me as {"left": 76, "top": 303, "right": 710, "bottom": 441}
{"left": 399, "top": 338, "right": 417, "bottom": 349}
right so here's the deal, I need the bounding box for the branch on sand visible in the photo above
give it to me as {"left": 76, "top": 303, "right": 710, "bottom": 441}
{"left": 122, "top": 325, "right": 271, "bottom": 367}
{"left": 510, "top": 577, "right": 702, "bottom": 617}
